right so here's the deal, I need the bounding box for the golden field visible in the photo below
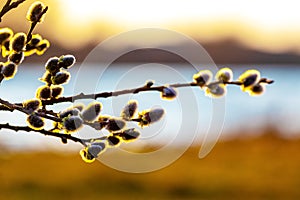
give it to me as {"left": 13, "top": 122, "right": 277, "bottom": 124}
{"left": 0, "top": 132, "right": 299, "bottom": 200}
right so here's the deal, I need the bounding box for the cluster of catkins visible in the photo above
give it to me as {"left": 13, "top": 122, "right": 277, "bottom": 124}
{"left": 75, "top": 79, "right": 172, "bottom": 163}
{"left": 23, "top": 54, "right": 165, "bottom": 163}
{"left": 63, "top": 100, "right": 164, "bottom": 163}
{"left": 148, "top": 68, "right": 266, "bottom": 103}
{"left": 22, "top": 54, "right": 75, "bottom": 130}
{"left": 193, "top": 68, "right": 266, "bottom": 97}
{"left": 36, "top": 55, "right": 75, "bottom": 100}
{"left": 0, "top": 1, "right": 49, "bottom": 82}
{"left": 25, "top": 98, "right": 165, "bottom": 163}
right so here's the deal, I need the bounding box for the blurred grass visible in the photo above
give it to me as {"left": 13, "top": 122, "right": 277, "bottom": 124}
{"left": 0, "top": 132, "right": 300, "bottom": 200}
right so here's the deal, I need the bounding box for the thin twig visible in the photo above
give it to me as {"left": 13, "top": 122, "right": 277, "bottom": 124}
{"left": 0, "top": 123, "right": 108, "bottom": 146}
{"left": 0, "top": 97, "right": 61, "bottom": 122}
{"left": 0, "top": 104, "right": 12, "bottom": 111}
{"left": 0, "top": 78, "right": 274, "bottom": 126}
{"left": 0, "top": 104, "right": 58, "bottom": 118}
{"left": 0, "top": 0, "right": 26, "bottom": 22}
{"left": 0, "top": 122, "right": 87, "bottom": 145}
{"left": 0, "top": 99, "right": 114, "bottom": 131}
{"left": 41, "top": 78, "right": 274, "bottom": 106}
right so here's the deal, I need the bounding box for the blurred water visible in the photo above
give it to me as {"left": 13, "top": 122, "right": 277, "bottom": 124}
{"left": 0, "top": 64, "right": 299, "bottom": 150}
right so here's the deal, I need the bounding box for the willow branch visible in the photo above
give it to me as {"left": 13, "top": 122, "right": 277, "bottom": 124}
{"left": 0, "top": 104, "right": 12, "bottom": 111}
{"left": 0, "top": 78, "right": 274, "bottom": 125}
{"left": 0, "top": 0, "right": 26, "bottom": 22}
{"left": 0, "top": 123, "right": 88, "bottom": 145}
{"left": 0, "top": 104, "right": 58, "bottom": 119}
{"left": 0, "top": 98, "right": 113, "bottom": 131}
{"left": 0, "top": 97, "right": 61, "bottom": 122}
{"left": 41, "top": 78, "right": 274, "bottom": 106}
{"left": 0, "top": 123, "right": 109, "bottom": 146}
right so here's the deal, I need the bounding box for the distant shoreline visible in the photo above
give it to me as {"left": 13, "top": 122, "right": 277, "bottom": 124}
{"left": 5, "top": 39, "right": 300, "bottom": 64}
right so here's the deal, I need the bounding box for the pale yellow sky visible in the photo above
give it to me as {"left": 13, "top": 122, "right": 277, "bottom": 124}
{"left": 2, "top": 0, "right": 300, "bottom": 53}
{"left": 62, "top": 0, "right": 300, "bottom": 28}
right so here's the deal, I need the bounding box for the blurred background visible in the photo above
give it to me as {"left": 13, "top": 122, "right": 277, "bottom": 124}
{"left": 0, "top": 0, "right": 300, "bottom": 199}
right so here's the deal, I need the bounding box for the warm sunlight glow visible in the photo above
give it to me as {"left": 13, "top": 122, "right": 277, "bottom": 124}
{"left": 4, "top": 0, "right": 293, "bottom": 52}
{"left": 63, "top": 0, "right": 300, "bottom": 28}
{"left": 55, "top": 0, "right": 300, "bottom": 52}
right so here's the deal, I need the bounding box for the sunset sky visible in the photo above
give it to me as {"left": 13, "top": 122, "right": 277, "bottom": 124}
{"left": 1, "top": 0, "right": 300, "bottom": 53}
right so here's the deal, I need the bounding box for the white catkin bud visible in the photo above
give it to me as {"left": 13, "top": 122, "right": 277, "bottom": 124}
{"left": 205, "top": 84, "right": 226, "bottom": 98}
{"left": 27, "top": 114, "right": 44, "bottom": 130}
{"left": 51, "top": 71, "right": 70, "bottom": 85}
{"left": 161, "top": 86, "right": 177, "bottom": 100}
{"left": 1, "top": 62, "right": 17, "bottom": 80}
{"left": 51, "top": 85, "right": 64, "bottom": 98}
{"left": 8, "top": 51, "right": 24, "bottom": 65}
{"left": 107, "top": 136, "right": 121, "bottom": 146}
{"left": 23, "top": 99, "right": 41, "bottom": 112}
{"left": 58, "top": 54, "right": 76, "bottom": 69}
{"left": 81, "top": 102, "right": 102, "bottom": 122}
{"left": 120, "top": 100, "right": 138, "bottom": 120}
{"left": 45, "top": 57, "right": 59, "bottom": 74}
{"left": 215, "top": 68, "right": 233, "bottom": 82}
{"left": 36, "top": 85, "right": 51, "bottom": 100}
{"left": 193, "top": 70, "right": 213, "bottom": 87}
{"left": 59, "top": 108, "right": 80, "bottom": 119}
{"left": 147, "top": 108, "right": 164, "bottom": 123}
{"left": 239, "top": 69, "right": 261, "bottom": 91}
{"left": 80, "top": 148, "right": 95, "bottom": 163}
{"left": 248, "top": 83, "right": 265, "bottom": 96}
{"left": 26, "top": 1, "right": 45, "bottom": 23}
{"left": 106, "top": 118, "right": 126, "bottom": 132}
{"left": 10, "top": 32, "right": 26, "bottom": 52}
{"left": 119, "top": 128, "right": 140, "bottom": 141}
{"left": 63, "top": 115, "right": 83, "bottom": 132}
{"left": 0, "top": 28, "right": 13, "bottom": 44}
{"left": 87, "top": 144, "right": 104, "bottom": 158}
{"left": 138, "top": 108, "right": 165, "bottom": 127}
